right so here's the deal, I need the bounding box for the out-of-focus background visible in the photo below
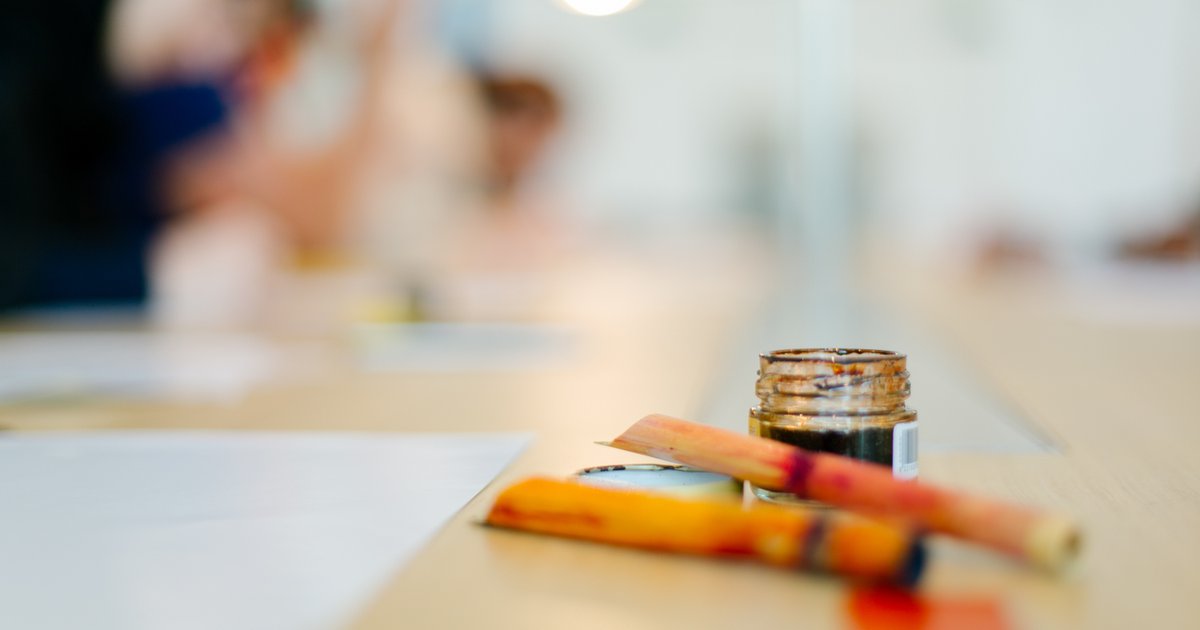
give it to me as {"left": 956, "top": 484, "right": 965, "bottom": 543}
{"left": 6, "top": 0, "right": 1200, "bottom": 327}
{"left": 4, "top": 0, "right": 1200, "bottom": 422}
{"left": 3, "top": 0, "right": 1199, "bottom": 432}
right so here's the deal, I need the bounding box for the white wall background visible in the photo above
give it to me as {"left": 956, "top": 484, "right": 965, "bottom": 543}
{"left": 443, "top": 0, "right": 1200, "bottom": 254}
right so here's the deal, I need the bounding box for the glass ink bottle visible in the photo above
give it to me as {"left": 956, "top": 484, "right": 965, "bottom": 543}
{"left": 749, "top": 348, "right": 918, "bottom": 504}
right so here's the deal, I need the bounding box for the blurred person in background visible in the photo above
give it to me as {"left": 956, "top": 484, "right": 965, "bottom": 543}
{"left": 0, "top": 0, "right": 490, "bottom": 329}
{"left": 425, "top": 71, "right": 595, "bottom": 322}
{"left": 0, "top": 0, "right": 235, "bottom": 309}
{"left": 481, "top": 77, "right": 561, "bottom": 210}
{"left": 136, "top": 0, "right": 488, "bottom": 329}
{"left": 451, "top": 74, "right": 575, "bottom": 273}
{"left": 0, "top": 0, "right": 308, "bottom": 312}
{"left": 1118, "top": 206, "right": 1200, "bottom": 263}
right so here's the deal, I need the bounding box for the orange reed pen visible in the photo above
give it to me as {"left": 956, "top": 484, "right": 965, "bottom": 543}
{"left": 486, "top": 477, "right": 926, "bottom": 586}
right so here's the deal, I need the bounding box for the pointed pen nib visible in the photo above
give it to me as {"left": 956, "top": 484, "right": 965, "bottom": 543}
{"left": 593, "top": 441, "right": 615, "bottom": 448}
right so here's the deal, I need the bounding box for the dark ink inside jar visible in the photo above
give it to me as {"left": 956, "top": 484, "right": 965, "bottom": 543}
{"left": 749, "top": 348, "right": 918, "bottom": 504}
{"left": 756, "top": 423, "right": 895, "bottom": 467}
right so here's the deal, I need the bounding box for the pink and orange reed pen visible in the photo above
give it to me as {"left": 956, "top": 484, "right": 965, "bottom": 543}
{"left": 602, "top": 414, "right": 1081, "bottom": 571}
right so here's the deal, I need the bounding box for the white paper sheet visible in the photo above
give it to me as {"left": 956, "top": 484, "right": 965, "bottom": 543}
{"left": 0, "top": 332, "right": 280, "bottom": 402}
{"left": 0, "top": 431, "right": 530, "bottom": 630}
{"left": 1056, "top": 260, "right": 1200, "bottom": 327}
{"left": 353, "top": 323, "right": 577, "bottom": 372}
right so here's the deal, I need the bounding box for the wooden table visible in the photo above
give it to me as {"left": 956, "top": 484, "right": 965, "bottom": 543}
{"left": 3, "top": 250, "right": 1197, "bottom": 629}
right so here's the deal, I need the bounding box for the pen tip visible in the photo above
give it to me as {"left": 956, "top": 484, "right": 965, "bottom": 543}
{"left": 594, "top": 441, "right": 614, "bottom": 447}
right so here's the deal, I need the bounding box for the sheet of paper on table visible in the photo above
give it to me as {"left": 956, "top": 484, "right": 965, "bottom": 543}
{"left": 352, "top": 323, "right": 577, "bottom": 372}
{"left": 1056, "top": 260, "right": 1200, "bottom": 327}
{"left": 0, "top": 332, "right": 281, "bottom": 402}
{"left": 0, "top": 431, "right": 530, "bottom": 630}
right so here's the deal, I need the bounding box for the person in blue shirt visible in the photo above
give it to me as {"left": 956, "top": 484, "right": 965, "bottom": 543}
{"left": 0, "top": 0, "right": 231, "bottom": 309}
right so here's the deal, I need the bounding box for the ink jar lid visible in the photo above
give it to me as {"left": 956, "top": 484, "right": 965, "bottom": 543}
{"left": 575, "top": 464, "right": 742, "bottom": 498}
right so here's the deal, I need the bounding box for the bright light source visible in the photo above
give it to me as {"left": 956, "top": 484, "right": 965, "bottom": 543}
{"left": 557, "top": 0, "right": 638, "bottom": 17}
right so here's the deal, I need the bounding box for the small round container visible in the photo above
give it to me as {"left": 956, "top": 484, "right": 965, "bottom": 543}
{"left": 575, "top": 464, "right": 742, "bottom": 499}
{"left": 749, "top": 348, "right": 918, "bottom": 504}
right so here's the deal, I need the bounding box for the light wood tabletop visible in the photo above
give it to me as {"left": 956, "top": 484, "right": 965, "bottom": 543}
{"left": 2, "top": 249, "right": 1198, "bottom": 629}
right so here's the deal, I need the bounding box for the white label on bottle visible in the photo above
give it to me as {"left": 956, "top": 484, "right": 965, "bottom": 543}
{"left": 893, "top": 421, "right": 918, "bottom": 479}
